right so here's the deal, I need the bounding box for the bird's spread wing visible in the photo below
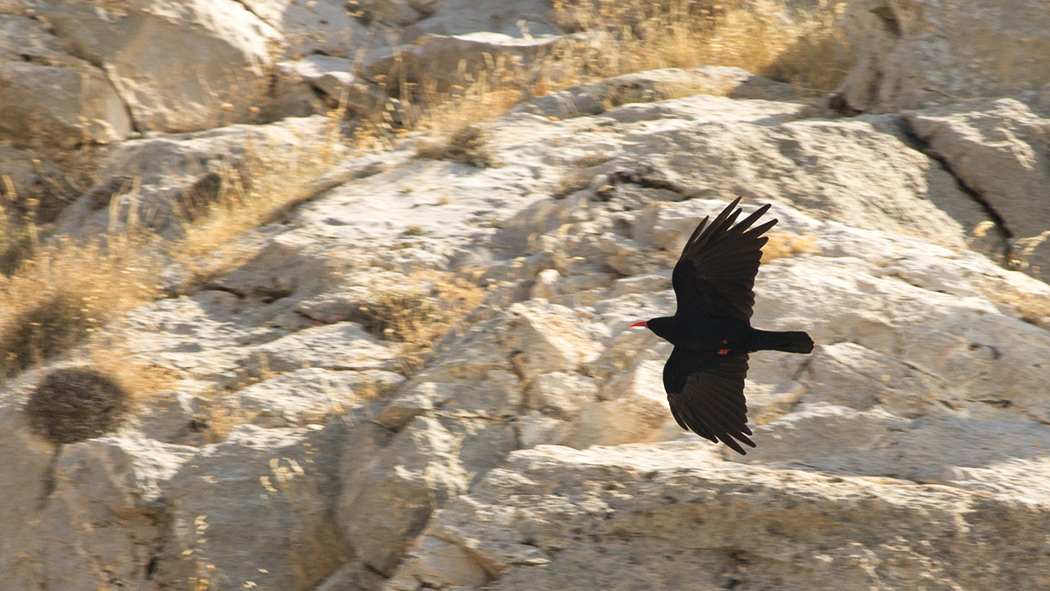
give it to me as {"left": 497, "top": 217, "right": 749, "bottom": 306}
{"left": 663, "top": 346, "right": 754, "bottom": 455}
{"left": 672, "top": 197, "right": 777, "bottom": 323}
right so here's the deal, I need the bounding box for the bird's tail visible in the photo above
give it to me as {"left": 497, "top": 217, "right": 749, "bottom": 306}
{"left": 750, "top": 329, "right": 814, "bottom": 354}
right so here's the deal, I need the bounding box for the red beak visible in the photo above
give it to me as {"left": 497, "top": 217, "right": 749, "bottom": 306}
{"left": 629, "top": 320, "right": 648, "bottom": 328}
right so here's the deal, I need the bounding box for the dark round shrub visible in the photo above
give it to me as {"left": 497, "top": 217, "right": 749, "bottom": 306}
{"left": 24, "top": 367, "right": 130, "bottom": 444}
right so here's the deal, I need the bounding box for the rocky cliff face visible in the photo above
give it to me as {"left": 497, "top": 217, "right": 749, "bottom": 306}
{"left": 2, "top": 1, "right": 1050, "bottom": 590}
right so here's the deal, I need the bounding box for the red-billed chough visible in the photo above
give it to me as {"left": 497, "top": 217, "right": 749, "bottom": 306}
{"left": 630, "top": 197, "right": 814, "bottom": 454}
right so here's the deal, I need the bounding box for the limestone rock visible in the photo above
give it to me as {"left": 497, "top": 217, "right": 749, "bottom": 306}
{"left": 0, "top": 396, "right": 65, "bottom": 588}
{"left": 567, "top": 360, "right": 678, "bottom": 448}
{"left": 56, "top": 115, "right": 341, "bottom": 238}
{"left": 399, "top": 0, "right": 558, "bottom": 41}
{"left": 35, "top": 0, "right": 281, "bottom": 134}
{"left": 739, "top": 403, "right": 1050, "bottom": 487}
{"left": 525, "top": 371, "right": 600, "bottom": 418}
{"left": 500, "top": 302, "right": 603, "bottom": 382}
{"left": 0, "top": 14, "right": 131, "bottom": 149}
{"left": 609, "top": 105, "right": 978, "bottom": 248}
{"left": 365, "top": 32, "right": 568, "bottom": 93}
{"left": 4, "top": 11, "right": 1050, "bottom": 583}
{"left": 906, "top": 99, "right": 1050, "bottom": 278}
{"left": 391, "top": 444, "right": 1050, "bottom": 590}
{"left": 224, "top": 367, "right": 404, "bottom": 428}
{"left": 240, "top": 0, "right": 368, "bottom": 58}
{"left": 837, "top": 0, "right": 1050, "bottom": 112}
{"left": 242, "top": 322, "right": 398, "bottom": 375}
{"left": 512, "top": 66, "right": 796, "bottom": 120}
{"left": 166, "top": 424, "right": 349, "bottom": 591}
{"left": 338, "top": 415, "right": 516, "bottom": 575}
{"left": 315, "top": 560, "right": 387, "bottom": 591}
{"left": 0, "top": 424, "right": 195, "bottom": 591}
{"left": 275, "top": 55, "right": 382, "bottom": 117}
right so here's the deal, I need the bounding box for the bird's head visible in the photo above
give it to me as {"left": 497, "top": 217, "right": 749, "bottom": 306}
{"left": 629, "top": 317, "right": 674, "bottom": 341}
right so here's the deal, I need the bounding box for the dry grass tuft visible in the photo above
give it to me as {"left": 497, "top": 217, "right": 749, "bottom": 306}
{"left": 572, "top": 151, "right": 613, "bottom": 168}
{"left": 553, "top": 169, "right": 595, "bottom": 199}
{"left": 172, "top": 123, "right": 348, "bottom": 290}
{"left": 1006, "top": 292, "right": 1050, "bottom": 327}
{"left": 351, "top": 1, "right": 851, "bottom": 157}
{"left": 357, "top": 273, "right": 485, "bottom": 374}
{"left": 415, "top": 124, "right": 501, "bottom": 168}
{"left": 196, "top": 403, "right": 257, "bottom": 444}
{"left": 544, "top": 0, "right": 852, "bottom": 97}
{"left": 0, "top": 237, "right": 159, "bottom": 378}
{"left": 761, "top": 230, "right": 819, "bottom": 263}
{"left": 88, "top": 338, "right": 180, "bottom": 406}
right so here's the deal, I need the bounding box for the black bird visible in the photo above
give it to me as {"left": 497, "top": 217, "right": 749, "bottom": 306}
{"left": 630, "top": 197, "right": 814, "bottom": 454}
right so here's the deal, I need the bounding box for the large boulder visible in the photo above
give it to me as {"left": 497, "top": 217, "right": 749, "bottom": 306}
{"left": 0, "top": 391, "right": 196, "bottom": 591}
{"left": 905, "top": 99, "right": 1050, "bottom": 279}
{"left": 389, "top": 444, "right": 1050, "bottom": 591}
{"left": 35, "top": 0, "right": 282, "bottom": 134}
{"left": 837, "top": 0, "right": 1050, "bottom": 113}
{"left": 239, "top": 0, "right": 367, "bottom": 59}
{"left": 511, "top": 67, "right": 798, "bottom": 120}
{"left": 0, "top": 14, "right": 131, "bottom": 149}
{"left": 165, "top": 424, "right": 349, "bottom": 591}
{"left": 337, "top": 415, "right": 517, "bottom": 575}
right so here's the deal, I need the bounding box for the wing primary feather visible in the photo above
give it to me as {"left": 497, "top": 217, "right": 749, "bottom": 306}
{"left": 733, "top": 203, "right": 772, "bottom": 232}
{"left": 682, "top": 400, "right": 742, "bottom": 453}
{"left": 676, "top": 388, "right": 747, "bottom": 454}
{"left": 683, "top": 215, "right": 711, "bottom": 252}
{"left": 673, "top": 400, "right": 718, "bottom": 443}
{"left": 681, "top": 198, "right": 742, "bottom": 259}
{"left": 744, "top": 218, "right": 777, "bottom": 238}
{"left": 695, "top": 392, "right": 751, "bottom": 445}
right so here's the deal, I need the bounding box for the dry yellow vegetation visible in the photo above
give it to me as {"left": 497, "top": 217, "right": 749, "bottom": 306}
{"left": 547, "top": 0, "right": 852, "bottom": 96}
{"left": 0, "top": 236, "right": 158, "bottom": 378}
{"left": 0, "top": 0, "right": 850, "bottom": 384}
{"left": 358, "top": 273, "right": 486, "bottom": 375}
{"left": 762, "top": 230, "right": 820, "bottom": 263}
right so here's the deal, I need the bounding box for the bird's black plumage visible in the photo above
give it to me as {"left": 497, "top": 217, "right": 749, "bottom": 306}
{"left": 634, "top": 197, "right": 814, "bottom": 454}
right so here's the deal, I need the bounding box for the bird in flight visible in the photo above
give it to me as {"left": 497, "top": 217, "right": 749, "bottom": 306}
{"left": 630, "top": 197, "right": 813, "bottom": 454}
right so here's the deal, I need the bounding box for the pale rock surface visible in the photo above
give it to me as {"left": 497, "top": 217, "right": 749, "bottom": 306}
{"left": 166, "top": 423, "right": 349, "bottom": 591}
{"left": 743, "top": 403, "right": 1050, "bottom": 485}
{"left": 239, "top": 0, "right": 367, "bottom": 58}
{"left": 338, "top": 415, "right": 517, "bottom": 575}
{"left": 276, "top": 55, "right": 381, "bottom": 116}
{"left": 0, "top": 14, "right": 131, "bottom": 149}
{"left": 512, "top": 66, "right": 798, "bottom": 120}
{"left": 358, "top": 0, "right": 558, "bottom": 72}
{"left": 905, "top": 98, "right": 1050, "bottom": 278}
{"left": 55, "top": 115, "right": 341, "bottom": 239}
{"left": 35, "top": 0, "right": 282, "bottom": 134}
{"left": 398, "top": 0, "right": 557, "bottom": 41}
{"left": 838, "top": 0, "right": 1050, "bottom": 113}
{"left": 108, "top": 88, "right": 1050, "bottom": 589}
{"left": 390, "top": 444, "right": 1050, "bottom": 591}
{"left": 3, "top": 12, "right": 1050, "bottom": 585}
{"left": 567, "top": 359, "right": 679, "bottom": 448}
{"left": 223, "top": 367, "right": 404, "bottom": 428}
{"left": 364, "top": 32, "right": 569, "bottom": 93}
{"left": 0, "top": 395, "right": 66, "bottom": 589}
{"left": 242, "top": 322, "right": 398, "bottom": 375}
{"left": 525, "top": 371, "right": 599, "bottom": 419}
{"left": 0, "top": 397, "right": 196, "bottom": 591}
{"left": 500, "top": 302, "right": 603, "bottom": 381}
